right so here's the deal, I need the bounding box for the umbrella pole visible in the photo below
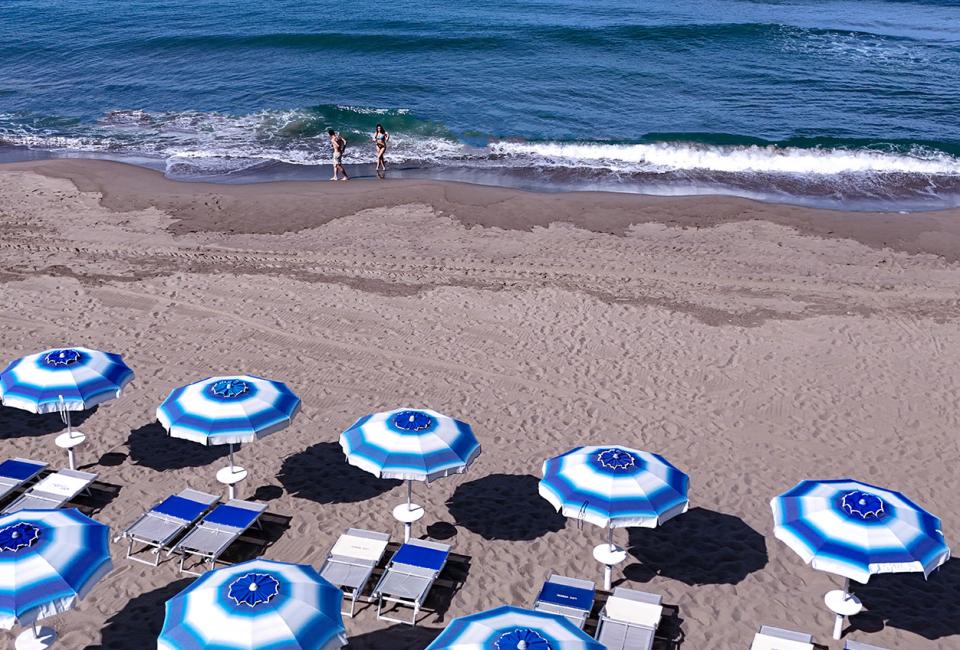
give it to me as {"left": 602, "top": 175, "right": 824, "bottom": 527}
{"left": 216, "top": 443, "right": 246, "bottom": 501}
{"left": 58, "top": 395, "right": 71, "bottom": 436}
{"left": 608, "top": 525, "right": 614, "bottom": 551}
{"left": 832, "top": 577, "right": 852, "bottom": 640}
{"left": 394, "top": 479, "right": 422, "bottom": 543}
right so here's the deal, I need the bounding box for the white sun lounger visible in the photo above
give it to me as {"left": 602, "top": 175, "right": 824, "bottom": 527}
{"left": 751, "top": 625, "right": 814, "bottom": 650}
{"left": 1, "top": 468, "right": 97, "bottom": 514}
{"left": 170, "top": 499, "right": 267, "bottom": 575}
{"left": 534, "top": 574, "right": 596, "bottom": 630}
{"left": 372, "top": 538, "right": 451, "bottom": 626}
{"left": 845, "top": 641, "right": 891, "bottom": 650}
{"left": 0, "top": 458, "right": 47, "bottom": 502}
{"left": 117, "top": 488, "right": 219, "bottom": 566}
{"left": 595, "top": 587, "right": 664, "bottom": 650}
{"left": 320, "top": 528, "right": 391, "bottom": 617}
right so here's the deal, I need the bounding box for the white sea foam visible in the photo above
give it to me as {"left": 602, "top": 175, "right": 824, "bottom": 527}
{"left": 3, "top": 108, "right": 960, "bottom": 185}
{"left": 488, "top": 140, "right": 960, "bottom": 175}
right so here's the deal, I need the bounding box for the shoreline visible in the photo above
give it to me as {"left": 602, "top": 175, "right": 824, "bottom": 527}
{"left": 4, "top": 158, "right": 960, "bottom": 262}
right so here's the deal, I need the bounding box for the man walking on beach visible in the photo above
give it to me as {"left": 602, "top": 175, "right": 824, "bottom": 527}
{"left": 328, "top": 128, "right": 348, "bottom": 181}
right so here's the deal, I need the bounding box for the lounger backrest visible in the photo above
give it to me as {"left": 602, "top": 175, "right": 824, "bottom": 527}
{"left": 537, "top": 575, "right": 595, "bottom": 612}
{"left": 31, "top": 469, "right": 96, "bottom": 498}
{"left": 332, "top": 529, "right": 390, "bottom": 562}
{"left": 391, "top": 540, "right": 450, "bottom": 571}
{"left": 203, "top": 501, "right": 264, "bottom": 529}
{"left": 759, "top": 626, "right": 813, "bottom": 643}
{"left": 604, "top": 588, "right": 663, "bottom": 628}
{"left": 0, "top": 458, "right": 46, "bottom": 482}
{"left": 845, "top": 641, "right": 891, "bottom": 650}
{"left": 152, "top": 495, "right": 213, "bottom": 522}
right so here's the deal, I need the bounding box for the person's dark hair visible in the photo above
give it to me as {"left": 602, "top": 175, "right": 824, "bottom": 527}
{"left": 327, "top": 128, "right": 336, "bottom": 136}
{"left": 375, "top": 123, "right": 384, "bottom": 132}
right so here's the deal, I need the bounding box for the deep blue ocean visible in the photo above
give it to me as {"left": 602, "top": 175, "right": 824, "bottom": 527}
{"left": 2, "top": 0, "right": 960, "bottom": 209}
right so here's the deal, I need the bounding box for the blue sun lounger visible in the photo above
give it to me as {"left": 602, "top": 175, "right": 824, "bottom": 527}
{"left": 170, "top": 498, "right": 267, "bottom": 575}
{"left": 117, "top": 488, "right": 219, "bottom": 565}
{"left": 533, "top": 574, "right": 596, "bottom": 629}
{"left": 0, "top": 458, "right": 47, "bottom": 502}
{"left": 372, "top": 538, "right": 451, "bottom": 625}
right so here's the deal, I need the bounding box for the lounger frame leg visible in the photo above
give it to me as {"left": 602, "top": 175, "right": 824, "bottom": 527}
{"left": 376, "top": 595, "right": 421, "bottom": 626}
{"left": 125, "top": 538, "right": 162, "bottom": 567}
{"left": 341, "top": 589, "right": 358, "bottom": 618}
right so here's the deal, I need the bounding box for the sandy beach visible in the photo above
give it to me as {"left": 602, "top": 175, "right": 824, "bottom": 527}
{"left": 1, "top": 158, "right": 958, "bottom": 649}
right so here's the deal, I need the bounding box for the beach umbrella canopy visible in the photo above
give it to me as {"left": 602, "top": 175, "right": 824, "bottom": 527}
{"left": 339, "top": 408, "right": 481, "bottom": 482}
{"left": 0, "top": 347, "right": 134, "bottom": 414}
{"left": 157, "top": 375, "right": 300, "bottom": 446}
{"left": 158, "top": 558, "right": 346, "bottom": 650}
{"left": 539, "top": 445, "right": 689, "bottom": 529}
{"left": 0, "top": 508, "right": 112, "bottom": 630}
{"left": 425, "top": 605, "right": 604, "bottom": 650}
{"left": 771, "top": 478, "right": 950, "bottom": 584}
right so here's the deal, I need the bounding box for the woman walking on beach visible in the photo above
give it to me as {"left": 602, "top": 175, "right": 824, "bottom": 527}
{"left": 373, "top": 123, "right": 389, "bottom": 173}
{"left": 328, "top": 128, "right": 348, "bottom": 181}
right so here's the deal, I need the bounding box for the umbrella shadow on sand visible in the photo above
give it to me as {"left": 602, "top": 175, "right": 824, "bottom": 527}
{"left": 127, "top": 421, "right": 230, "bottom": 471}
{"left": 625, "top": 507, "right": 768, "bottom": 586}
{"left": 277, "top": 441, "right": 401, "bottom": 504}
{"left": 348, "top": 624, "right": 441, "bottom": 649}
{"left": 446, "top": 474, "right": 567, "bottom": 541}
{"left": 847, "top": 558, "right": 960, "bottom": 639}
{"left": 0, "top": 404, "right": 99, "bottom": 439}
{"left": 91, "top": 578, "right": 193, "bottom": 649}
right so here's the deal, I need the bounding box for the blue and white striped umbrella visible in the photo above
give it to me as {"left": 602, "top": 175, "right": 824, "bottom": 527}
{"left": 158, "top": 558, "right": 346, "bottom": 650}
{"left": 339, "top": 408, "right": 481, "bottom": 482}
{"left": 772, "top": 479, "right": 950, "bottom": 584}
{"left": 0, "top": 508, "right": 112, "bottom": 629}
{"left": 157, "top": 375, "right": 301, "bottom": 446}
{"left": 539, "top": 445, "right": 690, "bottom": 529}
{"left": 0, "top": 347, "right": 134, "bottom": 415}
{"left": 425, "top": 605, "right": 604, "bottom": 650}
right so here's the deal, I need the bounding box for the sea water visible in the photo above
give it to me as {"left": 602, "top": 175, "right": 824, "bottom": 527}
{"left": 2, "top": 0, "right": 959, "bottom": 209}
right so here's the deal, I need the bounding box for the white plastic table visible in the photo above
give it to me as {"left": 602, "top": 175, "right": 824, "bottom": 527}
{"left": 392, "top": 503, "right": 424, "bottom": 542}
{"left": 216, "top": 465, "right": 248, "bottom": 500}
{"left": 825, "top": 588, "right": 863, "bottom": 640}
{"left": 593, "top": 543, "right": 628, "bottom": 591}
{"left": 15, "top": 624, "right": 56, "bottom": 650}
{"left": 54, "top": 430, "right": 85, "bottom": 470}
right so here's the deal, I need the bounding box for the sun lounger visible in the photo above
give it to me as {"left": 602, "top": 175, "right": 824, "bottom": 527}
{"left": 595, "top": 587, "right": 663, "bottom": 650}
{"left": 320, "top": 528, "right": 391, "bottom": 617}
{"left": 170, "top": 499, "right": 266, "bottom": 575}
{"left": 372, "top": 538, "right": 451, "bottom": 625}
{"left": 117, "top": 488, "right": 219, "bottom": 566}
{"left": 845, "top": 641, "right": 891, "bottom": 650}
{"left": 534, "top": 574, "right": 596, "bottom": 629}
{"left": 1, "top": 468, "right": 97, "bottom": 514}
{"left": 0, "top": 458, "right": 47, "bottom": 502}
{"left": 750, "top": 625, "right": 814, "bottom": 650}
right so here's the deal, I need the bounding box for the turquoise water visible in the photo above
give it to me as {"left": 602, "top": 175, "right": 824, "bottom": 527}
{"left": 2, "top": 0, "right": 960, "bottom": 208}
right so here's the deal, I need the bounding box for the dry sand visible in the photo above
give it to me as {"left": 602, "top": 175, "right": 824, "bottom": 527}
{"left": 0, "top": 159, "right": 958, "bottom": 649}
